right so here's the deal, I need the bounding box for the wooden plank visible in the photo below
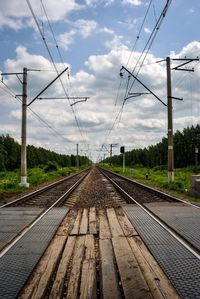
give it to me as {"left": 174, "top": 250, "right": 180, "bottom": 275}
{"left": 49, "top": 236, "right": 76, "bottom": 299}
{"left": 70, "top": 209, "right": 82, "bottom": 235}
{"left": 112, "top": 236, "right": 152, "bottom": 299}
{"left": 66, "top": 236, "right": 86, "bottom": 299}
{"left": 128, "top": 236, "right": 180, "bottom": 299}
{"left": 80, "top": 235, "right": 96, "bottom": 299}
{"left": 89, "top": 207, "right": 97, "bottom": 234}
{"left": 116, "top": 208, "right": 138, "bottom": 237}
{"left": 84, "top": 234, "right": 95, "bottom": 259}
{"left": 99, "top": 209, "right": 111, "bottom": 239}
{"left": 79, "top": 208, "right": 88, "bottom": 235}
{"left": 20, "top": 235, "right": 66, "bottom": 299}
{"left": 99, "top": 238, "right": 120, "bottom": 299}
{"left": 107, "top": 208, "right": 124, "bottom": 237}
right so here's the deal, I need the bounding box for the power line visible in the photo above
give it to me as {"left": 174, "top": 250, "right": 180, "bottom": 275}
{"left": 40, "top": 0, "right": 88, "bottom": 141}
{"left": 0, "top": 80, "right": 74, "bottom": 148}
{"left": 98, "top": 1, "right": 173, "bottom": 161}
{"left": 26, "top": 0, "right": 87, "bottom": 142}
{"left": 128, "top": 0, "right": 172, "bottom": 93}
{"left": 103, "top": 0, "right": 154, "bottom": 147}
{"left": 125, "top": 0, "right": 153, "bottom": 69}
{"left": 40, "top": 0, "right": 65, "bottom": 64}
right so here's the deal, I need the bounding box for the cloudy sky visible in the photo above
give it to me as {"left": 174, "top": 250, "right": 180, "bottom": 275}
{"left": 0, "top": 0, "right": 200, "bottom": 162}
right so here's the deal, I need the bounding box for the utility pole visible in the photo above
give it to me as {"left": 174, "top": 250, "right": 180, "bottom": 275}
{"left": 166, "top": 57, "right": 174, "bottom": 183}
{"left": 19, "top": 67, "right": 29, "bottom": 187}
{"left": 166, "top": 56, "right": 199, "bottom": 182}
{"left": 109, "top": 143, "right": 118, "bottom": 166}
{"left": 1, "top": 66, "right": 69, "bottom": 187}
{"left": 76, "top": 143, "right": 79, "bottom": 169}
{"left": 110, "top": 144, "right": 112, "bottom": 165}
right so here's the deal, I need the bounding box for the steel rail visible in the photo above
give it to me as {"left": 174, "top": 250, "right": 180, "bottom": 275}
{"left": 0, "top": 171, "right": 88, "bottom": 258}
{"left": 0, "top": 168, "right": 90, "bottom": 209}
{"left": 100, "top": 168, "right": 200, "bottom": 260}
{"left": 99, "top": 167, "right": 200, "bottom": 209}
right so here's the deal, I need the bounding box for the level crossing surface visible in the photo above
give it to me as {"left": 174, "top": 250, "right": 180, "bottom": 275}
{"left": 0, "top": 208, "right": 68, "bottom": 299}
{"left": 123, "top": 204, "right": 200, "bottom": 299}
{"left": 0, "top": 208, "right": 43, "bottom": 251}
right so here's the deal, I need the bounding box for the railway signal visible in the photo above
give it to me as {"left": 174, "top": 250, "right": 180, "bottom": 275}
{"left": 120, "top": 146, "right": 126, "bottom": 173}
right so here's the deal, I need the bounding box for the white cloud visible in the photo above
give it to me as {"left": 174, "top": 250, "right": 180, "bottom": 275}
{"left": 105, "top": 35, "right": 125, "bottom": 50}
{"left": 59, "top": 19, "right": 97, "bottom": 50}
{"left": 122, "top": 0, "right": 142, "bottom": 6}
{"left": 72, "top": 19, "right": 97, "bottom": 38}
{"left": 58, "top": 30, "right": 76, "bottom": 50}
{"left": 1, "top": 41, "right": 200, "bottom": 160}
{"left": 100, "top": 27, "right": 115, "bottom": 35}
{"left": 84, "top": 0, "right": 114, "bottom": 7}
{"left": 0, "top": 0, "right": 80, "bottom": 29}
{"left": 144, "top": 27, "right": 151, "bottom": 34}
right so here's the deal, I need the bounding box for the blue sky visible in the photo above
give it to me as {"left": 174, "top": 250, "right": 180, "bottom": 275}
{"left": 0, "top": 0, "right": 200, "bottom": 161}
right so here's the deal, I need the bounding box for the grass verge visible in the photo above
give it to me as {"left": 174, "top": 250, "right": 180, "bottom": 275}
{"left": 0, "top": 166, "right": 83, "bottom": 194}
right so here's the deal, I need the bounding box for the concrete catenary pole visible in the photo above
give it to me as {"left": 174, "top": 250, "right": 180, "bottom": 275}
{"left": 166, "top": 57, "right": 174, "bottom": 182}
{"left": 19, "top": 67, "right": 29, "bottom": 187}
{"left": 76, "top": 143, "right": 79, "bottom": 169}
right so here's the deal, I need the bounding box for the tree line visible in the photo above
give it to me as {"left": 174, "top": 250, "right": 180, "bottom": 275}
{"left": 103, "top": 125, "right": 200, "bottom": 169}
{"left": 0, "top": 134, "right": 89, "bottom": 171}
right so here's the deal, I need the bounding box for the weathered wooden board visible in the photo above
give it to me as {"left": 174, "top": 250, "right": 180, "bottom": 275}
{"left": 20, "top": 235, "right": 66, "bottom": 299}
{"left": 128, "top": 236, "right": 180, "bottom": 299}
{"left": 107, "top": 208, "right": 124, "bottom": 237}
{"left": 80, "top": 235, "right": 96, "bottom": 299}
{"left": 99, "top": 209, "right": 111, "bottom": 239}
{"left": 116, "top": 208, "right": 138, "bottom": 237}
{"left": 112, "top": 236, "right": 152, "bottom": 299}
{"left": 99, "top": 238, "right": 120, "bottom": 299}
{"left": 70, "top": 209, "right": 82, "bottom": 235}
{"left": 49, "top": 236, "right": 76, "bottom": 299}
{"left": 89, "top": 207, "right": 97, "bottom": 234}
{"left": 79, "top": 208, "right": 88, "bottom": 235}
{"left": 66, "top": 236, "right": 86, "bottom": 299}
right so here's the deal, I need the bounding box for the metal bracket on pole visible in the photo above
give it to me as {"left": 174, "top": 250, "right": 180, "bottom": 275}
{"left": 171, "top": 57, "right": 199, "bottom": 72}
{"left": 28, "top": 67, "right": 68, "bottom": 106}
{"left": 168, "top": 96, "right": 183, "bottom": 101}
{"left": 120, "top": 66, "right": 167, "bottom": 106}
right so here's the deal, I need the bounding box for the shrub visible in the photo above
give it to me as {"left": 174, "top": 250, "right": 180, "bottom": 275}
{"left": 44, "top": 161, "right": 58, "bottom": 172}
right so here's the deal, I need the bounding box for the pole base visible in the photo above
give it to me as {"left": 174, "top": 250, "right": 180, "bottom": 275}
{"left": 168, "top": 171, "right": 174, "bottom": 183}
{"left": 19, "top": 176, "right": 29, "bottom": 188}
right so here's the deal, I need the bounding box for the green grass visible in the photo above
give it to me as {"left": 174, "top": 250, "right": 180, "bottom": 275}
{"left": 0, "top": 166, "right": 81, "bottom": 193}
{"left": 101, "top": 163, "right": 200, "bottom": 203}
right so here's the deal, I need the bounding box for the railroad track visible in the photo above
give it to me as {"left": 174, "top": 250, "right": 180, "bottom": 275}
{"left": 99, "top": 167, "right": 199, "bottom": 206}
{"left": 1, "top": 166, "right": 200, "bottom": 298}
{"left": 0, "top": 168, "right": 90, "bottom": 209}
{"left": 99, "top": 167, "right": 200, "bottom": 252}
{"left": 99, "top": 167, "right": 200, "bottom": 298}
{"left": 0, "top": 168, "right": 90, "bottom": 253}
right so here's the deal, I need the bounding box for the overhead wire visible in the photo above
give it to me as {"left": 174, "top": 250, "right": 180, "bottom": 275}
{"left": 40, "top": 0, "right": 88, "bottom": 142}
{"left": 26, "top": 0, "right": 87, "bottom": 142}
{"left": 128, "top": 0, "right": 172, "bottom": 93}
{"left": 97, "top": 0, "right": 173, "bottom": 162}
{"left": 0, "top": 79, "right": 74, "bottom": 151}
{"left": 40, "top": 0, "right": 88, "bottom": 141}
{"left": 100, "top": 0, "right": 170, "bottom": 155}
{"left": 125, "top": 0, "right": 153, "bottom": 69}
